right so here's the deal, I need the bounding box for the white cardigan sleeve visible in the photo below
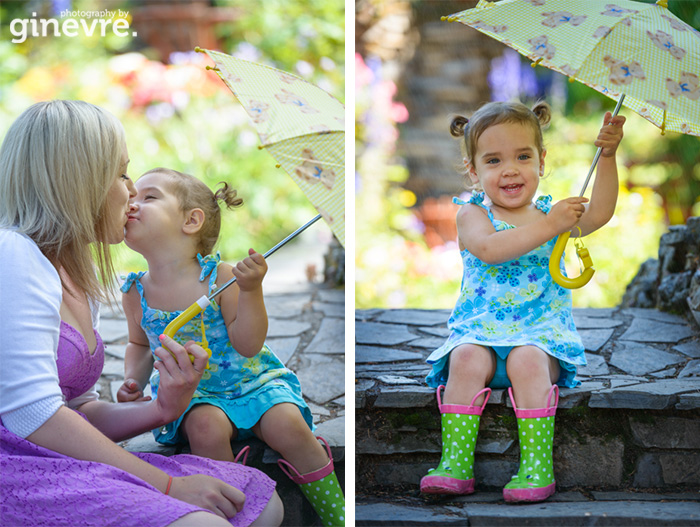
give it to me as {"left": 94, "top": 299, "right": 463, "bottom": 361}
{"left": 0, "top": 230, "right": 65, "bottom": 437}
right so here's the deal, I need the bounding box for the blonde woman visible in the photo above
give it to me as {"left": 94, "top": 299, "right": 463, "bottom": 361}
{"left": 0, "top": 100, "right": 283, "bottom": 527}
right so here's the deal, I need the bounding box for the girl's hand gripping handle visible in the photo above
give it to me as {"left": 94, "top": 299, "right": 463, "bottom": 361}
{"left": 162, "top": 295, "right": 210, "bottom": 363}
{"left": 549, "top": 232, "right": 594, "bottom": 289}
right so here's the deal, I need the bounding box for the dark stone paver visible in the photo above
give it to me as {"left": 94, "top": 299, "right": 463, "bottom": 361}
{"left": 679, "top": 359, "right": 700, "bottom": 377}
{"left": 674, "top": 341, "right": 700, "bottom": 358}
{"left": 609, "top": 343, "right": 684, "bottom": 375}
{"left": 305, "top": 317, "right": 345, "bottom": 354}
{"left": 579, "top": 328, "right": 614, "bottom": 351}
{"left": 356, "top": 321, "right": 420, "bottom": 346}
{"left": 620, "top": 318, "right": 695, "bottom": 343}
{"left": 356, "top": 345, "right": 423, "bottom": 363}
{"left": 374, "top": 309, "right": 450, "bottom": 326}
{"left": 356, "top": 498, "right": 700, "bottom": 526}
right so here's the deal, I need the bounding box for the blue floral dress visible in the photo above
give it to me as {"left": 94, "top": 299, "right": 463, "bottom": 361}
{"left": 426, "top": 193, "right": 586, "bottom": 389}
{"left": 121, "top": 253, "right": 314, "bottom": 445}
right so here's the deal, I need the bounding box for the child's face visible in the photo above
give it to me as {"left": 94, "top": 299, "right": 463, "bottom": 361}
{"left": 124, "top": 171, "right": 186, "bottom": 252}
{"left": 468, "top": 121, "right": 545, "bottom": 211}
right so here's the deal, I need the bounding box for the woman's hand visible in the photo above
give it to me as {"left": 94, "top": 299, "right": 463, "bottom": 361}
{"left": 595, "top": 111, "right": 626, "bottom": 158}
{"left": 547, "top": 197, "right": 589, "bottom": 235}
{"left": 116, "top": 379, "right": 151, "bottom": 403}
{"left": 152, "top": 335, "right": 208, "bottom": 422}
{"left": 168, "top": 475, "right": 246, "bottom": 520}
{"left": 231, "top": 249, "right": 268, "bottom": 292}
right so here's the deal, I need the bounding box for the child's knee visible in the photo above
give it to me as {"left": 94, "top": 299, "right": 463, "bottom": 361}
{"left": 449, "top": 344, "right": 494, "bottom": 378}
{"left": 506, "top": 346, "right": 550, "bottom": 381}
{"left": 183, "top": 406, "right": 232, "bottom": 441}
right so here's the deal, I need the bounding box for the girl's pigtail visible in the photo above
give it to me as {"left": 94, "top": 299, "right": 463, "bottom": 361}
{"left": 531, "top": 101, "right": 552, "bottom": 128}
{"left": 215, "top": 182, "right": 243, "bottom": 210}
{"left": 450, "top": 115, "right": 469, "bottom": 138}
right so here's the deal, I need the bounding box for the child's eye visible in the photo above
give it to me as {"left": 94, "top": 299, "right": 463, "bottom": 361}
{"left": 144, "top": 195, "right": 156, "bottom": 200}
{"left": 486, "top": 158, "right": 499, "bottom": 164}
{"left": 518, "top": 154, "right": 531, "bottom": 160}
{"left": 121, "top": 173, "right": 130, "bottom": 180}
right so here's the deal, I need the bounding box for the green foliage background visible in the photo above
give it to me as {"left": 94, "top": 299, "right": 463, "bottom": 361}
{"left": 356, "top": 2, "right": 700, "bottom": 310}
{"left": 0, "top": 0, "right": 344, "bottom": 274}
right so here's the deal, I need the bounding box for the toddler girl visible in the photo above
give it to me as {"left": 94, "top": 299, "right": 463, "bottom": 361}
{"left": 420, "top": 101, "right": 624, "bottom": 502}
{"left": 118, "top": 168, "right": 344, "bottom": 526}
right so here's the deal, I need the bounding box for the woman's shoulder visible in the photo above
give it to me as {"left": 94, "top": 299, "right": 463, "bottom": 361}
{"left": 0, "top": 229, "right": 59, "bottom": 279}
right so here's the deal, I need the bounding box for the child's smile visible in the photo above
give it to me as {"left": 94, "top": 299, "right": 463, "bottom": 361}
{"left": 469, "top": 121, "right": 545, "bottom": 212}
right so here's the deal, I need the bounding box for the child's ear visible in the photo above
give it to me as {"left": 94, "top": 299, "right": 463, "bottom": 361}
{"left": 465, "top": 159, "right": 479, "bottom": 186}
{"left": 182, "top": 208, "right": 205, "bottom": 234}
{"left": 539, "top": 149, "right": 547, "bottom": 176}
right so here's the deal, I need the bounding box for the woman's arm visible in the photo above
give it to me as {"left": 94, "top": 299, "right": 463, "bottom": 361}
{"left": 79, "top": 336, "right": 207, "bottom": 442}
{"left": 459, "top": 199, "right": 587, "bottom": 265}
{"left": 575, "top": 112, "right": 626, "bottom": 237}
{"left": 28, "top": 405, "right": 245, "bottom": 518}
{"left": 218, "top": 253, "right": 268, "bottom": 358}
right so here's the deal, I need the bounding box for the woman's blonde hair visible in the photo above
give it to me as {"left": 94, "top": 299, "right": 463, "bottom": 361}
{"left": 451, "top": 100, "right": 551, "bottom": 190}
{"left": 0, "top": 100, "right": 125, "bottom": 302}
{"left": 142, "top": 168, "right": 243, "bottom": 256}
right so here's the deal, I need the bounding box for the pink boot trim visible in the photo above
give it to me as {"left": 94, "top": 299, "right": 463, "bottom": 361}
{"left": 277, "top": 436, "right": 334, "bottom": 484}
{"left": 507, "top": 385, "right": 558, "bottom": 418}
{"left": 420, "top": 474, "right": 475, "bottom": 495}
{"left": 503, "top": 481, "right": 556, "bottom": 503}
{"left": 436, "top": 385, "right": 491, "bottom": 416}
{"left": 234, "top": 445, "right": 250, "bottom": 465}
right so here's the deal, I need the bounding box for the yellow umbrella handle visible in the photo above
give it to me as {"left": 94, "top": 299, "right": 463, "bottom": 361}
{"left": 159, "top": 215, "right": 322, "bottom": 362}
{"left": 162, "top": 295, "right": 209, "bottom": 363}
{"left": 549, "top": 232, "right": 595, "bottom": 289}
{"left": 549, "top": 96, "right": 623, "bottom": 290}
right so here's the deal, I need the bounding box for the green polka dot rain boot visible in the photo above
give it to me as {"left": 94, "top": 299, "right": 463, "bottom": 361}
{"left": 277, "top": 436, "right": 345, "bottom": 526}
{"left": 420, "top": 385, "right": 491, "bottom": 495}
{"left": 503, "top": 385, "right": 558, "bottom": 503}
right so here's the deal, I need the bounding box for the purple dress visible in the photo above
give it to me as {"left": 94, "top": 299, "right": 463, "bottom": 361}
{"left": 0, "top": 322, "right": 276, "bottom": 527}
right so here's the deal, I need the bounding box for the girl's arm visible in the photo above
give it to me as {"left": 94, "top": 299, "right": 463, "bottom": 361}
{"left": 218, "top": 251, "right": 268, "bottom": 358}
{"left": 459, "top": 199, "right": 587, "bottom": 265}
{"left": 78, "top": 335, "right": 208, "bottom": 442}
{"left": 575, "top": 112, "right": 626, "bottom": 237}
{"left": 117, "top": 289, "right": 154, "bottom": 402}
{"left": 28, "top": 405, "right": 245, "bottom": 518}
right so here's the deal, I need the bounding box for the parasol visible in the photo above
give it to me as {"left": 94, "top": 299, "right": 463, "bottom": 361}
{"left": 444, "top": 0, "right": 700, "bottom": 288}
{"left": 197, "top": 47, "right": 345, "bottom": 247}
{"left": 162, "top": 50, "right": 345, "bottom": 351}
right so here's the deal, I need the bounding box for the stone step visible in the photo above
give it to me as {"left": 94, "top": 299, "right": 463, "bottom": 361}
{"left": 356, "top": 494, "right": 700, "bottom": 526}
{"left": 355, "top": 308, "right": 700, "bottom": 493}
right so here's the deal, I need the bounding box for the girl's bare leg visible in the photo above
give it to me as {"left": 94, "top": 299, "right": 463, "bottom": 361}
{"left": 506, "top": 346, "right": 560, "bottom": 409}
{"left": 181, "top": 404, "right": 236, "bottom": 462}
{"left": 168, "top": 511, "right": 231, "bottom": 527}
{"left": 249, "top": 490, "right": 284, "bottom": 527}
{"left": 253, "top": 403, "right": 328, "bottom": 474}
{"left": 443, "top": 344, "right": 496, "bottom": 406}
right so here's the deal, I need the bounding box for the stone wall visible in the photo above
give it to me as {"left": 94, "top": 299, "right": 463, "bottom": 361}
{"left": 397, "top": 0, "right": 499, "bottom": 201}
{"left": 622, "top": 217, "right": 700, "bottom": 326}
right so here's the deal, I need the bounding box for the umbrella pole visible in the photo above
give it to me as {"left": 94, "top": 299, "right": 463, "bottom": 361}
{"left": 578, "top": 93, "right": 625, "bottom": 197}
{"left": 549, "top": 94, "right": 625, "bottom": 290}
{"left": 161, "top": 214, "right": 322, "bottom": 351}
{"left": 207, "top": 213, "right": 322, "bottom": 302}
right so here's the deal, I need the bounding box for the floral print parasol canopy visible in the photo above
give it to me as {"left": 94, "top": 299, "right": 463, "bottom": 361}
{"left": 198, "top": 48, "right": 345, "bottom": 246}
{"left": 444, "top": 0, "right": 700, "bottom": 136}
